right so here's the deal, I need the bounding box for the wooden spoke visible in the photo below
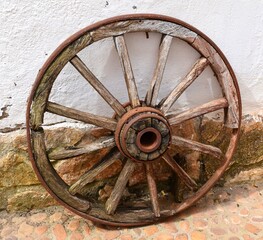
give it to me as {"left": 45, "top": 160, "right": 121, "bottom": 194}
{"left": 48, "top": 136, "right": 115, "bottom": 160}
{"left": 114, "top": 35, "right": 140, "bottom": 108}
{"left": 160, "top": 57, "right": 209, "bottom": 113}
{"left": 70, "top": 56, "right": 126, "bottom": 116}
{"left": 69, "top": 148, "right": 121, "bottom": 195}
{"left": 31, "top": 129, "right": 90, "bottom": 211}
{"left": 162, "top": 153, "right": 198, "bottom": 190}
{"left": 167, "top": 98, "right": 228, "bottom": 125}
{"left": 105, "top": 158, "right": 136, "bottom": 214}
{"left": 192, "top": 36, "right": 240, "bottom": 128}
{"left": 172, "top": 136, "right": 223, "bottom": 159}
{"left": 145, "top": 163, "right": 160, "bottom": 217}
{"left": 46, "top": 101, "right": 117, "bottom": 131}
{"left": 27, "top": 15, "right": 241, "bottom": 226}
{"left": 145, "top": 35, "right": 173, "bottom": 106}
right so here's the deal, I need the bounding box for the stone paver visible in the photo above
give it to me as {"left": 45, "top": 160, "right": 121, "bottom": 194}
{"left": 0, "top": 180, "right": 263, "bottom": 240}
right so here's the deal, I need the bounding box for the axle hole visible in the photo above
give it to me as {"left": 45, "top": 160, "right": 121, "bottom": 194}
{"left": 140, "top": 131, "right": 157, "bottom": 147}
{"left": 136, "top": 128, "right": 162, "bottom": 153}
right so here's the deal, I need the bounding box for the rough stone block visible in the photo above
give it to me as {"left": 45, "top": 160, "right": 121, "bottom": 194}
{"left": 0, "top": 115, "right": 262, "bottom": 211}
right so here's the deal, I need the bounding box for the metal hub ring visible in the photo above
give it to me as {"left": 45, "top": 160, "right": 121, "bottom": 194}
{"left": 115, "top": 106, "right": 171, "bottom": 161}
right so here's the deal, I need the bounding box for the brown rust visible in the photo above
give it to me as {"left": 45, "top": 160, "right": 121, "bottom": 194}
{"left": 136, "top": 127, "right": 162, "bottom": 153}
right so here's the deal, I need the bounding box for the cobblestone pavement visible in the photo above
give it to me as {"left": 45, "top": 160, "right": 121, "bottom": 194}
{"left": 0, "top": 180, "right": 263, "bottom": 240}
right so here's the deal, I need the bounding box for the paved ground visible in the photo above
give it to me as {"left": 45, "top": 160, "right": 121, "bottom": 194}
{"left": 0, "top": 180, "right": 263, "bottom": 240}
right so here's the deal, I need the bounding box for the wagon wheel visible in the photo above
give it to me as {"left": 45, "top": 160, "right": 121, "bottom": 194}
{"left": 26, "top": 14, "right": 241, "bottom": 226}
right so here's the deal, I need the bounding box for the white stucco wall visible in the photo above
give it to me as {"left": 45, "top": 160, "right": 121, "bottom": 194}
{"left": 0, "top": 0, "right": 262, "bottom": 131}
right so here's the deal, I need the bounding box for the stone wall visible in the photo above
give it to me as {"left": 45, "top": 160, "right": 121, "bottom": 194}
{"left": 0, "top": 115, "right": 262, "bottom": 212}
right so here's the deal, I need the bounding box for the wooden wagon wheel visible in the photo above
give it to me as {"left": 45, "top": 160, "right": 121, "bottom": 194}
{"left": 26, "top": 14, "right": 241, "bottom": 226}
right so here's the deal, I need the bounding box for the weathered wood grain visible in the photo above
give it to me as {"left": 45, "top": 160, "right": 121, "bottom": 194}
{"left": 70, "top": 56, "right": 126, "bottom": 116}
{"left": 91, "top": 20, "right": 197, "bottom": 43}
{"left": 170, "top": 131, "right": 239, "bottom": 215}
{"left": 171, "top": 136, "right": 223, "bottom": 159}
{"left": 145, "top": 34, "right": 173, "bottom": 106}
{"left": 216, "top": 61, "right": 240, "bottom": 128}
{"left": 162, "top": 153, "right": 198, "bottom": 190}
{"left": 89, "top": 207, "right": 155, "bottom": 223}
{"left": 145, "top": 163, "right": 160, "bottom": 217}
{"left": 192, "top": 36, "right": 240, "bottom": 128}
{"left": 167, "top": 98, "right": 228, "bottom": 125}
{"left": 46, "top": 101, "right": 117, "bottom": 131}
{"left": 48, "top": 136, "right": 115, "bottom": 160}
{"left": 31, "top": 129, "right": 90, "bottom": 211}
{"left": 160, "top": 57, "right": 209, "bottom": 113}
{"left": 114, "top": 35, "right": 140, "bottom": 108}
{"left": 105, "top": 158, "right": 136, "bottom": 214}
{"left": 31, "top": 34, "right": 93, "bottom": 129}
{"left": 69, "top": 148, "right": 120, "bottom": 195}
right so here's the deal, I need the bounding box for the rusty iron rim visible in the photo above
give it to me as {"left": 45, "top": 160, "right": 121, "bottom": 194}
{"left": 26, "top": 13, "right": 242, "bottom": 227}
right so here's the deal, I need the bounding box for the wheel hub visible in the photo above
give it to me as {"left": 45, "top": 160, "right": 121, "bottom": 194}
{"left": 115, "top": 106, "right": 171, "bottom": 161}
